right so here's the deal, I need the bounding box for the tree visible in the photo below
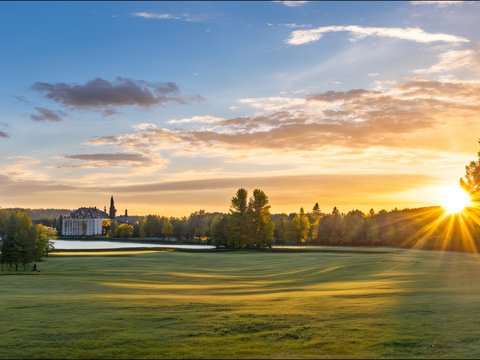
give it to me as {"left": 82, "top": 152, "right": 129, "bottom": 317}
{"left": 273, "top": 215, "right": 289, "bottom": 244}
{"left": 317, "top": 207, "right": 346, "bottom": 244}
{"left": 365, "top": 209, "right": 379, "bottom": 245}
{"left": 102, "top": 220, "right": 111, "bottom": 236}
{"left": 310, "top": 203, "right": 322, "bottom": 242}
{"left": 291, "top": 207, "right": 311, "bottom": 244}
{"left": 0, "top": 211, "right": 47, "bottom": 271}
{"left": 187, "top": 210, "right": 208, "bottom": 241}
{"left": 172, "top": 217, "right": 188, "bottom": 241}
{"left": 248, "top": 189, "right": 274, "bottom": 249}
{"left": 210, "top": 215, "right": 228, "bottom": 248}
{"left": 343, "top": 210, "right": 365, "bottom": 244}
{"left": 133, "top": 219, "right": 145, "bottom": 238}
{"left": 143, "top": 215, "right": 162, "bottom": 237}
{"left": 115, "top": 223, "right": 134, "bottom": 238}
{"left": 227, "top": 188, "right": 250, "bottom": 248}
{"left": 36, "top": 224, "right": 56, "bottom": 258}
{"left": 460, "top": 140, "right": 480, "bottom": 201}
{"left": 161, "top": 218, "right": 174, "bottom": 240}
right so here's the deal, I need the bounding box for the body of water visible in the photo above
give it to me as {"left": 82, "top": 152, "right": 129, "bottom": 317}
{"left": 51, "top": 240, "right": 215, "bottom": 250}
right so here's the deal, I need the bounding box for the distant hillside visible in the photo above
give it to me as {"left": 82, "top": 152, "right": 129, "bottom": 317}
{"left": 2, "top": 208, "right": 72, "bottom": 220}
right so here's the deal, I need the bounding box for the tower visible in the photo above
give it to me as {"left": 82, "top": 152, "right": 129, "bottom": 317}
{"left": 109, "top": 195, "right": 116, "bottom": 221}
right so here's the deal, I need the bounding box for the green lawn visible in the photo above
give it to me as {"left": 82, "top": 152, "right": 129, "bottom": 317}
{"left": 2, "top": 248, "right": 480, "bottom": 358}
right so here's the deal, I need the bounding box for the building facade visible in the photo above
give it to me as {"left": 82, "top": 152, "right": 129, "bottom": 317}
{"left": 62, "top": 207, "right": 108, "bottom": 236}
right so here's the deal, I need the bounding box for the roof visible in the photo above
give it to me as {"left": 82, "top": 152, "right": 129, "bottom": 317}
{"left": 116, "top": 215, "right": 142, "bottom": 225}
{"left": 69, "top": 207, "right": 109, "bottom": 219}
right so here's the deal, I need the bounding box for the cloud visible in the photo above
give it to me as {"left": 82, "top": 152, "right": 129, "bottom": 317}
{"left": 30, "top": 107, "right": 67, "bottom": 122}
{"left": 106, "top": 173, "right": 434, "bottom": 194}
{"left": 397, "top": 79, "right": 480, "bottom": 99}
{"left": 283, "top": 23, "right": 310, "bottom": 29}
{"left": 274, "top": 1, "right": 309, "bottom": 7}
{"left": 3, "top": 156, "right": 49, "bottom": 181}
{"left": 0, "top": 174, "right": 75, "bottom": 195}
{"left": 414, "top": 49, "right": 480, "bottom": 74}
{"left": 133, "top": 12, "right": 214, "bottom": 22}
{"left": 168, "top": 115, "right": 224, "bottom": 125}
{"left": 56, "top": 152, "right": 170, "bottom": 173}
{"left": 306, "top": 89, "right": 378, "bottom": 102}
{"left": 88, "top": 79, "right": 480, "bottom": 159}
{"left": 65, "top": 153, "right": 152, "bottom": 164}
{"left": 239, "top": 97, "right": 305, "bottom": 111}
{"left": 32, "top": 77, "right": 202, "bottom": 111}
{"left": 0, "top": 131, "right": 8, "bottom": 138}
{"left": 410, "top": 1, "right": 464, "bottom": 6}
{"left": 286, "top": 25, "right": 470, "bottom": 45}
{"left": 133, "top": 12, "right": 178, "bottom": 20}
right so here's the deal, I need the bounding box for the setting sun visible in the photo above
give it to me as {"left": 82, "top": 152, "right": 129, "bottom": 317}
{"left": 440, "top": 186, "right": 472, "bottom": 215}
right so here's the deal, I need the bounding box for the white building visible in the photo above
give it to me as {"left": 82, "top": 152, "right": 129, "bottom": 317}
{"left": 62, "top": 207, "right": 108, "bottom": 236}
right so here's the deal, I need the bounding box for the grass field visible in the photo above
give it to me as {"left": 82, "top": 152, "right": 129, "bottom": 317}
{"left": 2, "top": 248, "right": 480, "bottom": 358}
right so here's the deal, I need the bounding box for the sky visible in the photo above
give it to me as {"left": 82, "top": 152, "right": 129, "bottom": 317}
{"left": 1, "top": 0, "right": 480, "bottom": 216}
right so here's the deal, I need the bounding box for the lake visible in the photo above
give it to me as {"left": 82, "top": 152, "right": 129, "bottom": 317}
{"left": 51, "top": 240, "right": 216, "bottom": 250}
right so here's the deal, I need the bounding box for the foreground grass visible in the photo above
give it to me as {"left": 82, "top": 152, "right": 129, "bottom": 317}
{"left": 2, "top": 248, "right": 480, "bottom": 358}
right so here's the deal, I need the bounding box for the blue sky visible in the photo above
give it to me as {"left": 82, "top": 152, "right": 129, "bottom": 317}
{"left": 1, "top": 1, "right": 479, "bottom": 215}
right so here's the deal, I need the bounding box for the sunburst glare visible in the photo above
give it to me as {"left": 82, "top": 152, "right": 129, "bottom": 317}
{"left": 439, "top": 186, "right": 472, "bottom": 215}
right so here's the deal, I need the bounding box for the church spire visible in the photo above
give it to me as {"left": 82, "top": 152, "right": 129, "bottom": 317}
{"left": 109, "top": 195, "right": 116, "bottom": 220}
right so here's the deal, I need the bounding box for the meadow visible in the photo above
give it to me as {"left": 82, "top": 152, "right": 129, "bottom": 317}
{"left": 2, "top": 248, "right": 480, "bottom": 359}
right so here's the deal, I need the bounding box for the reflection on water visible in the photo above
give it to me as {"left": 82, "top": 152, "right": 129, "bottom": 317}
{"left": 51, "top": 240, "right": 215, "bottom": 250}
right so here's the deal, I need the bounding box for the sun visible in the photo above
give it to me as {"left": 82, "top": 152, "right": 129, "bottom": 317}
{"left": 440, "top": 186, "right": 472, "bottom": 215}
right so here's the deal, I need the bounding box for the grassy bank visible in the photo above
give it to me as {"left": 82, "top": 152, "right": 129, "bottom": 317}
{"left": 2, "top": 248, "right": 480, "bottom": 358}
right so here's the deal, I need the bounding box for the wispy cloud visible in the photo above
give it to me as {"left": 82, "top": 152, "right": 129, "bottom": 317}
{"left": 65, "top": 153, "right": 153, "bottom": 166}
{"left": 30, "top": 107, "right": 67, "bottom": 122}
{"left": 133, "top": 12, "right": 178, "bottom": 20}
{"left": 32, "top": 77, "right": 203, "bottom": 112}
{"left": 414, "top": 49, "right": 480, "bottom": 74}
{"left": 239, "top": 97, "right": 305, "bottom": 111}
{"left": 274, "top": 1, "right": 309, "bottom": 7}
{"left": 283, "top": 23, "right": 310, "bottom": 29}
{"left": 286, "top": 25, "right": 470, "bottom": 45}
{"left": 133, "top": 12, "right": 214, "bottom": 22}
{"left": 410, "top": 1, "right": 464, "bottom": 6}
{"left": 168, "top": 115, "right": 224, "bottom": 125}
{"left": 0, "top": 131, "right": 9, "bottom": 138}
{"left": 3, "top": 156, "right": 49, "bottom": 181}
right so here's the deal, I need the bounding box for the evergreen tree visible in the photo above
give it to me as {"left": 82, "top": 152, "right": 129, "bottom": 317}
{"left": 310, "top": 203, "right": 322, "bottom": 242}
{"left": 291, "top": 207, "right": 311, "bottom": 244}
{"left": 460, "top": 140, "right": 480, "bottom": 201}
{"left": 211, "top": 215, "right": 228, "bottom": 248}
{"left": 248, "top": 189, "right": 274, "bottom": 249}
{"left": 227, "top": 188, "right": 250, "bottom": 248}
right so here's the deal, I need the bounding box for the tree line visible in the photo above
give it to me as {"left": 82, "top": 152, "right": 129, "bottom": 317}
{"left": 102, "top": 195, "right": 480, "bottom": 253}
{"left": 99, "top": 187, "right": 480, "bottom": 253}
{"left": 21, "top": 141, "right": 480, "bottom": 253}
